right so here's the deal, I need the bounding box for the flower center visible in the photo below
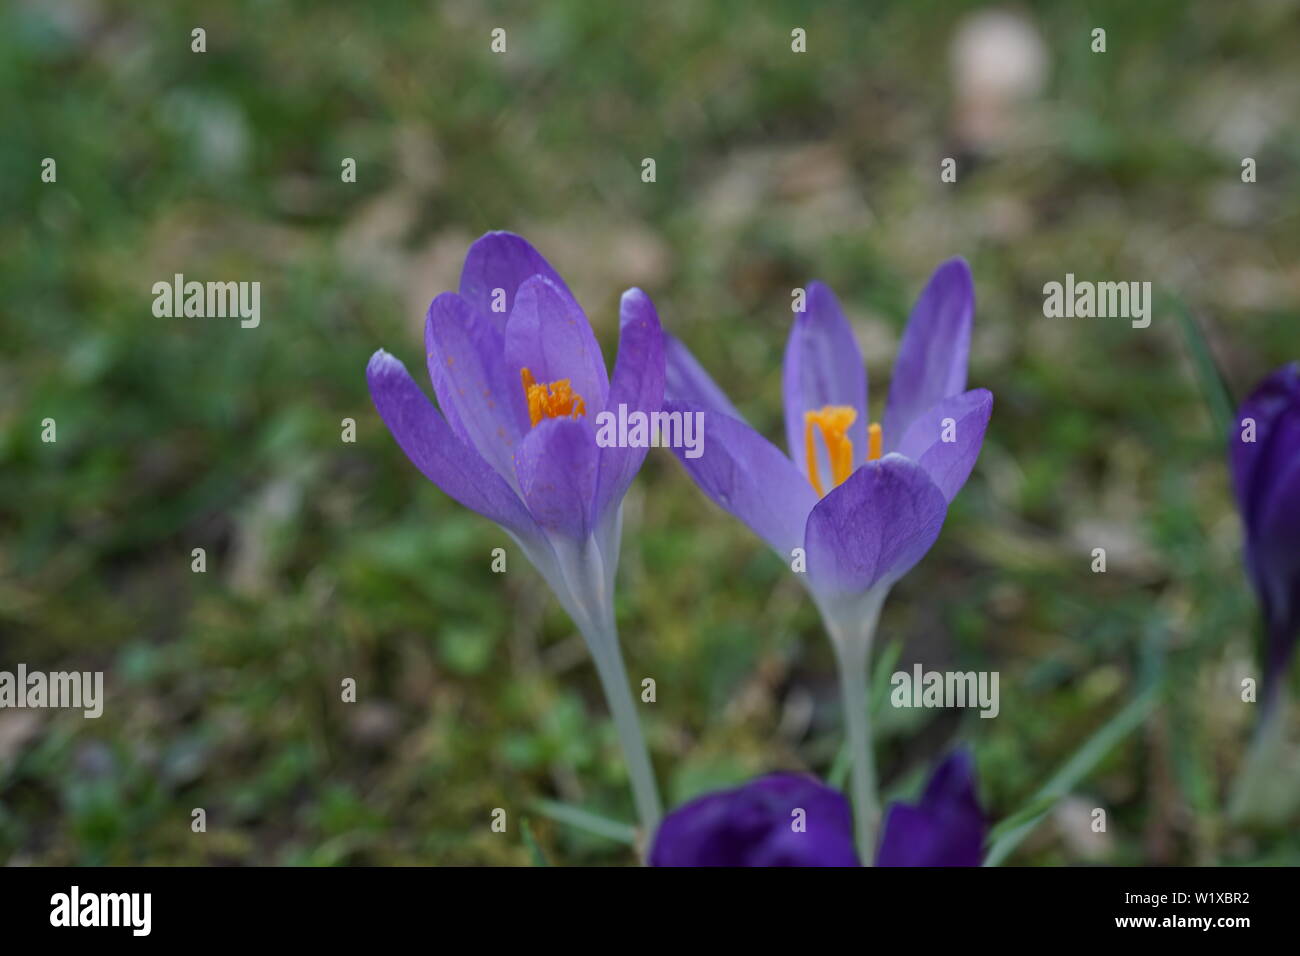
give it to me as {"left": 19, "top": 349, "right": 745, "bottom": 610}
{"left": 803, "top": 406, "right": 881, "bottom": 497}
{"left": 521, "top": 367, "right": 586, "bottom": 427}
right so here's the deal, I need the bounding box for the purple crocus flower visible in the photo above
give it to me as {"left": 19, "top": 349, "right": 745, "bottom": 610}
{"left": 663, "top": 260, "right": 992, "bottom": 857}
{"left": 649, "top": 773, "right": 860, "bottom": 867}
{"left": 1230, "top": 362, "right": 1300, "bottom": 706}
{"left": 649, "top": 751, "right": 984, "bottom": 867}
{"left": 665, "top": 261, "right": 991, "bottom": 619}
{"left": 365, "top": 231, "right": 665, "bottom": 833}
{"left": 875, "top": 750, "right": 986, "bottom": 867}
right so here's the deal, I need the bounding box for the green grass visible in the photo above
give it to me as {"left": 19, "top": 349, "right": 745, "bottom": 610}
{"left": 1, "top": 0, "right": 1298, "bottom": 865}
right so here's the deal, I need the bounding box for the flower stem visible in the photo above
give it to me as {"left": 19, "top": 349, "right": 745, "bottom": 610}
{"left": 836, "top": 639, "right": 878, "bottom": 863}
{"left": 585, "top": 625, "right": 663, "bottom": 844}
{"left": 826, "top": 590, "right": 886, "bottom": 864}
{"left": 537, "top": 527, "right": 662, "bottom": 855}
{"left": 1229, "top": 680, "right": 1293, "bottom": 826}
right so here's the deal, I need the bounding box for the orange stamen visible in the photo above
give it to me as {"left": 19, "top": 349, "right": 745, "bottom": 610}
{"left": 867, "top": 422, "right": 883, "bottom": 461}
{"left": 804, "top": 405, "right": 858, "bottom": 497}
{"left": 520, "top": 367, "right": 586, "bottom": 427}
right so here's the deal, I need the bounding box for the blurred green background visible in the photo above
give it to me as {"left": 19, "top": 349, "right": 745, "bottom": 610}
{"left": 2, "top": 0, "right": 1299, "bottom": 865}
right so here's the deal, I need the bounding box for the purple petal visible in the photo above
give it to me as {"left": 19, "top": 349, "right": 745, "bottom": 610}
{"left": 804, "top": 455, "right": 948, "bottom": 597}
{"left": 425, "top": 292, "right": 526, "bottom": 483}
{"left": 895, "top": 389, "right": 993, "bottom": 502}
{"left": 782, "top": 281, "right": 869, "bottom": 471}
{"left": 458, "top": 231, "right": 575, "bottom": 334}
{"left": 650, "top": 773, "right": 860, "bottom": 867}
{"left": 366, "top": 350, "right": 538, "bottom": 540}
{"left": 1256, "top": 449, "right": 1300, "bottom": 682}
{"left": 593, "top": 289, "right": 666, "bottom": 519}
{"left": 1231, "top": 364, "right": 1300, "bottom": 681}
{"left": 514, "top": 417, "right": 599, "bottom": 539}
{"left": 1231, "top": 362, "right": 1300, "bottom": 534}
{"left": 882, "top": 258, "right": 974, "bottom": 450}
{"left": 504, "top": 275, "right": 609, "bottom": 416}
{"left": 664, "top": 333, "right": 746, "bottom": 422}
{"left": 876, "top": 750, "right": 986, "bottom": 867}
{"left": 664, "top": 399, "right": 818, "bottom": 558}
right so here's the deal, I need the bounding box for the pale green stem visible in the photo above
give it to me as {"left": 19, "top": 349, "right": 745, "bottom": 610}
{"left": 584, "top": 618, "right": 663, "bottom": 843}
{"left": 836, "top": 641, "right": 877, "bottom": 862}
{"left": 1228, "top": 683, "right": 1293, "bottom": 826}
{"left": 520, "top": 526, "right": 663, "bottom": 853}
{"left": 826, "top": 591, "right": 885, "bottom": 863}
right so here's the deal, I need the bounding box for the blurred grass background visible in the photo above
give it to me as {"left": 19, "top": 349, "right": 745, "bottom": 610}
{"left": 2, "top": 0, "right": 1299, "bottom": 865}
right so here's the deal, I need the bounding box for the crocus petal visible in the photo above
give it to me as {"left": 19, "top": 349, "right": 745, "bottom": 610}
{"left": 425, "top": 291, "right": 526, "bottom": 484}
{"left": 876, "top": 750, "right": 986, "bottom": 867}
{"left": 665, "top": 399, "right": 818, "bottom": 558}
{"left": 1258, "top": 450, "right": 1300, "bottom": 681}
{"left": 782, "top": 281, "right": 869, "bottom": 471}
{"left": 650, "top": 774, "right": 860, "bottom": 867}
{"left": 504, "top": 274, "right": 609, "bottom": 415}
{"left": 804, "top": 455, "right": 948, "bottom": 597}
{"left": 514, "top": 417, "right": 599, "bottom": 540}
{"left": 593, "top": 288, "right": 666, "bottom": 519}
{"left": 882, "top": 258, "right": 974, "bottom": 450}
{"left": 1231, "top": 362, "right": 1300, "bottom": 535}
{"left": 895, "top": 389, "right": 993, "bottom": 502}
{"left": 366, "top": 350, "right": 539, "bottom": 540}
{"left": 664, "top": 333, "right": 746, "bottom": 422}
{"left": 1232, "top": 364, "right": 1300, "bottom": 680}
{"left": 1255, "top": 447, "right": 1300, "bottom": 679}
{"left": 458, "top": 231, "right": 575, "bottom": 335}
